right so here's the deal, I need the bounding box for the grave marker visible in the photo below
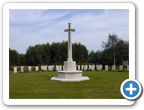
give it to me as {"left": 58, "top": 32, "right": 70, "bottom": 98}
{"left": 21, "top": 66, "right": 24, "bottom": 72}
{"left": 119, "top": 65, "right": 123, "bottom": 71}
{"left": 105, "top": 65, "right": 108, "bottom": 71}
{"left": 14, "top": 67, "right": 17, "bottom": 73}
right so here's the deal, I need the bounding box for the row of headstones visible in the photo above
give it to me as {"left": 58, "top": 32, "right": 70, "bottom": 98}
{"left": 13, "top": 65, "right": 129, "bottom": 73}
{"left": 78, "top": 65, "right": 129, "bottom": 71}
{"left": 48, "top": 65, "right": 129, "bottom": 71}
{"left": 105, "top": 65, "right": 129, "bottom": 71}
{"left": 13, "top": 66, "right": 39, "bottom": 73}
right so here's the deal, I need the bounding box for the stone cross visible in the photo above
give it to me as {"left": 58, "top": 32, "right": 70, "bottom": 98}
{"left": 64, "top": 23, "right": 75, "bottom": 61}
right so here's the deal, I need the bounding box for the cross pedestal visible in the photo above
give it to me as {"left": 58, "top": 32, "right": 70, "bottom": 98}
{"left": 63, "top": 23, "right": 76, "bottom": 71}
{"left": 51, "top": 23, "right": 89, "bottom": 82}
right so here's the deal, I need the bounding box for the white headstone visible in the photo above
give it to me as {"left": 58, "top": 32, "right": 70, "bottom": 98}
{"left": 119, "top": 65, "right": 123, "bottom": 71}
{"left": 48, "top": 66, "right": 50, "bottom": 71}
{"left": 100, "top": 64, "right": 102, "bottom": 70}
{"left": 78, "top": 65, "right": 80, "bottom": 70}
{"left": 48, "top": 65, "right": 53, "bottom": 71}
{"left": 112, "top": 65, "right": 115, "bottom": 71}
{"left": 127, "top": 65, "right": 129, "bottom": 71}
{"left": 96, "top": 65, "right": 101, "bottom": 70}
{"left": 89, "top": 65, "right": 91, "bottom": 70}
{"left": 52, "top": 65, "right": 54, "bottom": 71}
{"left": 81, "top": 65, "right": 83, "bottom": 70}
{"left": 21, "top": 66, "right": 24, "bottom": 72}
{"left": 96, "top": 65, "right": 98, "bottom": 70}
{"left": 45, "top": 65, "right": 47, "bottom": 71}
{"left": 91, "top": 65, "right": 95, "bottom": 71}
{"left": 56, "top": 65, "right": 59, "bottom": 71}
{"left": 105, "top": 65, "right": 108, "bottom": 71}
{"left": 14, "top": 67, "right": 17, "bottom": 73}
{"left": 35, "top": 66, "right": 38, "bottom": 71}
{"left": 59, "top": 65, "right": 62, "bottom": 71}
{"left": 28, "top": 66, "right": 31, "bottom": 72}
{"left": 41, "top": 66, "right": 44, "bottom": 70}
{"left": 84, "top": 65, "right": 87, "bottom": 71}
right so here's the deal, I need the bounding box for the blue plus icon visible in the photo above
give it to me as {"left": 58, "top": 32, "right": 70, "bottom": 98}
{"left": 123, "top": 81, "right": 139, "bottom": 97}
{"left": 126, "top": 83, "right": 137, "bottom": 95}
{"left": 121, "top": 79, "right": 142, "bottom": 100}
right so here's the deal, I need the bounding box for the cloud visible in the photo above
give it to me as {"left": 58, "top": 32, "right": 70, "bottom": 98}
{"left": 9, "top": 9, "right": 129, "bottom": 54}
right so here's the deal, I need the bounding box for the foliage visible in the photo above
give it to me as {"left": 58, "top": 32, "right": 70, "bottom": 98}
{"left": 53, "top": 67, "right": 56, "bottom": 71}
{"left": 17, "top": 67, "right": 21, "bottom": 71}
{"left": 109, "top": 66, "right": 112, "bottom": 71}
{"left": 24, "top": 67, "right": 28, "bottom": 72}
{"left": 32, "top": 67, "right": 35, "bottom": 71}
{"left": 88, "top": 33, "right": 129, "bottom": 65}
{"left": 122, "top": 68, "right": 127, "bottom": 72}
{"left": 9, "top": 33, "right": 129, "bottom": 66}
{"left": 41, "top": 69, "right": 45, "bottom": 72}
{"left": 17, "top": 54, "right": 26, "bottom": 66}
{"left": 102, "top": 33, "right": 129, "bottom": 65}
{"left": 87, "top": 69, "right": 92, "bottom": 71}
{"left": 9, "top": 48, "right": 18, "bottom": 66}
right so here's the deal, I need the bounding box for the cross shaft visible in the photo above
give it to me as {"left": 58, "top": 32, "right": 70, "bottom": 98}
{"left": 64, "top": 23, "right": 75, "bottom": 61}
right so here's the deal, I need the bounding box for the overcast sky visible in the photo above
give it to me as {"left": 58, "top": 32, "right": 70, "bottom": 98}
{"left": 9, "top": 9, "right": 129, "bottom": 54}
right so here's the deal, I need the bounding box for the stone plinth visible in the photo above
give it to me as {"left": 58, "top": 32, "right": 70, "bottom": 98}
{"left": 63, "top": 61, "right": 76, "bottom": 71}
{"left": 51, "top": 70, "right": 89, "bottom": 82}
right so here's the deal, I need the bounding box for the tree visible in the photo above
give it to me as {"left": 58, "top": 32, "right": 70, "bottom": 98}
{"left": 115, "top": 40, "right": 129, "bottom": 64}
{"left": 25, "top": 46, "right": 37, "bottom": 65}
{"left": 72, "top": 42, "right": 89, "bottom": 64}
{"left": 89, "top": 50, "right": 95, "bottom": 63}
{"left": 102, "top": 33, "right": 129, "bottom": 65}
{"left": 9, "top": 48, "right": 19, "bottom": 66}
{"left": 102, "top": 33, "right": 120, "bottom": 65}
{"left": 11, "top": 41, "right": 89, "bottom": 66}
{"left": 60, "top": 41, "right": 68, "bottom": 63}
{"left": 17, "top": 54, "right": 26, "bottom": 66}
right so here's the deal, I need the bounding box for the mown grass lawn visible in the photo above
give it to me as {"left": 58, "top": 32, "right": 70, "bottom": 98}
{"left": 9, "top": 71, "right": 128, "bottom": 99}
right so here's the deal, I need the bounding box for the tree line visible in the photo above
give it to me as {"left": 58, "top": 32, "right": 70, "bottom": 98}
{"left": 9, "top": 33, "right": 129, "bottom": 67}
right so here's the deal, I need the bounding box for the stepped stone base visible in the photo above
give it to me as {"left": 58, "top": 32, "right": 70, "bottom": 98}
{"left": 50, "top": 70, "right": 90, "bottom": 82}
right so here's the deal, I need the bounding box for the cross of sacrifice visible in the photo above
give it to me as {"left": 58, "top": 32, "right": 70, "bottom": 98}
{"left": 64, "top": 23, "right": 75, "bottom": 62}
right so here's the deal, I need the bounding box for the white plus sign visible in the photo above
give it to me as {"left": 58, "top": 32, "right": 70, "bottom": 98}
{"left": 126, "top": 83, "right": 137, "bottom": 95}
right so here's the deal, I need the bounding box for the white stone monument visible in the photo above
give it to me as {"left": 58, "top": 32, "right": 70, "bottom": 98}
{"left": 96, "top": 65, "right": 101, "bottom": 70}
{"left": 81, "top": 65, "right": 83, "bottom": 70}
{"left": 89, "top": 65, "right": 92, "bottom": 70}
{"left": 100, "top": 64, "right": 102, "bottom": 70}
{"left": 35, "top": 66, "right": 39, "bottom": 71}
{"left": 28, "top": 66, "right": 31, "bottom": 72}
{"left": 78, "top": 65, "right": 80, "bottom": 70}
{"left": 48, "top": 65, "right": 54, "bottom": 71}
{"left": 56, "top": 65, "right": 59, "bottom": 71}
{"left": 112, "top": 65, "right": 115, "bottom": 71}
{"left": 41, "top": 66, "right": 44, "bottom": 70}
{"left": 84, "top": 65, "right": 88, "bottom": 71}
{"left": 119, "top": 65, "right": 123, "bottom": 71}
{"left": 14, "top": 67, "right": 17, "bottom": 73}
{"left": 21, "top": 66, "right": 24, "bottom": 72}
{"left": 91, "top": 65, "right": 95, "bottom": 71}
{"left": 45, "top": 65, "right": 47, "bottom": 71}
{"left": 105, "top": 65, "right": 108, "bottom": 71}
{"left": 51, "top": 23, "right": 89, "bottom": 81}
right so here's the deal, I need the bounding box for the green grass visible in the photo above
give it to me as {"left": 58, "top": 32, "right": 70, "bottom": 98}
{"left": 9, "top": 71, "right": 128, "bottom": 99}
